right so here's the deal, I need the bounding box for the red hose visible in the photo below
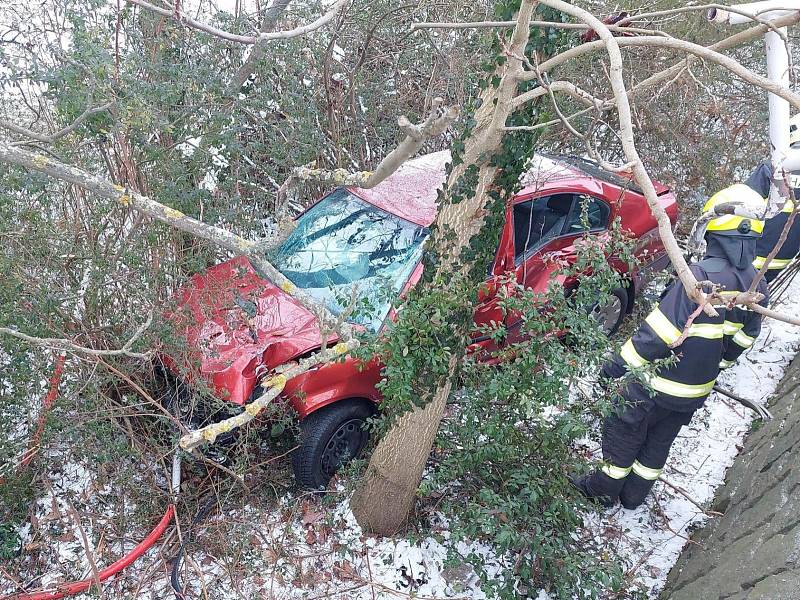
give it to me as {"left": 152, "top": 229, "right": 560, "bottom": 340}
{"left": 1, "top": 505, "right": 175, "bottom": 600}
{"left": 18, "top": 352, "right": 67, "bottom": 471}
{"left": 1, "top": 353, "right": 178, "bottom": 600}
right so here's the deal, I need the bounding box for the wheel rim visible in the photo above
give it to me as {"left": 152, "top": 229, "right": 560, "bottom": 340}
{"left": 320, "top": 418, "right": 368, "bottom": 477}
{"left": 591, "top": 295, "right": 623, "bottom": 334}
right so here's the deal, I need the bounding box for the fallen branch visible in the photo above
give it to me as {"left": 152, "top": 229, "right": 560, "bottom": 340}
{"left": 0, "top": 312, "right": 152, "bottom": 360}
{"left": 659, "top": 475, "right": 724, "bottom": 517}
{"left": 410, "top": 20, "right": 662, "bottom": 36}
{"left": 748, "top": 302, "right": 800, "bottom": 326}
{"left": 291, "top": 97, "right": 459, "bottom": 189}
{"left": 0, "top": 140, "right": 352, "bottom": 340}
{"left": 179, "top": 338, "right": 359, "bottom": 450}
{"left": 514, "top": 35, "right": 800, "bottom": 113}
{"left": 505, "top": 11, "right": 800, "bottom": 133}
{"left": 537, "top": 0, "right": 707, "bottom": 311}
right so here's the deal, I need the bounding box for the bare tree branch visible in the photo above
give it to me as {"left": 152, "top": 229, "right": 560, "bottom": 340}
{"left": 0, "top": 312, "right": 153, "bottom": 359}
{"left": 504, "top": 12, "right": 800, "bottom": 134}
{"left": 410, "top": 20, "right": 663, "bottom": 36}
{"left": 749, "top": 302, "right": 800, "bottom": 326}
{"left": 125, "top": 0, "right": 348, "bottom": 45}
{"left": 513, "top": 35, "right": 800, "bottom": 112}
{"left": 0, "top": 102, "right": 114, "bottom": 144}
{"left": 414, "top": 5, "right": 793, "bottom": 44}
{"left": 291, "top": 97, "right": 459, "bottom": 189}
{"left": 537, "top": 0, "right": 706, "bottom": 310}
{"left": 228, "top": 0, "right": 292, "bottom": 93}
{"left": 179, "top": 338, "right": 357, "bottom": 450}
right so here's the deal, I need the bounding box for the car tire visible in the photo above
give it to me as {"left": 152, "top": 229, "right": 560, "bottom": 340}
{"left": 293, "top": 399, "right": 375, "bottom": 489}
{"left": 588, "top": 287, "right": 629, "bottom": 335}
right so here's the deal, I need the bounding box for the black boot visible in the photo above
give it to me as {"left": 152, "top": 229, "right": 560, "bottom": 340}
{"left": 619, "top": 472, "right": 656, "bottom": 509}
{"left": 569, "top": 473, "right": 618, "bottom": 508}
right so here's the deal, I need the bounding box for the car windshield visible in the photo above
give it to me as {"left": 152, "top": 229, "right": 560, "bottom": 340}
{"left": 269, "top": 190, "right": 429, "bottom": 332}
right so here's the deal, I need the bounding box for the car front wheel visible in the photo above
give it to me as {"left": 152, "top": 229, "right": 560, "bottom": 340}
{"left": 588, "top": 287, "right": 629, "bottom": 335}
{"left": 292, "top": 399, "right": 374, "bottom": 489}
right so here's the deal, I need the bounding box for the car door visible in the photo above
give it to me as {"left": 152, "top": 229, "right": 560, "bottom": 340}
{"left": 505, "top": 192, "right": 611, "bottom": 342}
{"left": 468, "top": 202, "right": 517, "bottom": 359}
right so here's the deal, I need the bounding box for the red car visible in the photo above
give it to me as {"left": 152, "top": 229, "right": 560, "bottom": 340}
{"left": 167, "top": 151, "right": 678, "bottom": 487}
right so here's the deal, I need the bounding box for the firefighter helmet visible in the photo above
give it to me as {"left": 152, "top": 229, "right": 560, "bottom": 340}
{"left": 702, "top": 184, "right": 766, "bottom": 237}
{"left": 791, "top": 114, "right": 800, "bottom": 147}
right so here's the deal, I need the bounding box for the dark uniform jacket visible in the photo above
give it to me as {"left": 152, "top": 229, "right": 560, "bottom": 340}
{"left": 745, "top": 161, "right": 800, "bottom": 274}
{"left": 603, "top": 261, "right": 768, "bottom": 412}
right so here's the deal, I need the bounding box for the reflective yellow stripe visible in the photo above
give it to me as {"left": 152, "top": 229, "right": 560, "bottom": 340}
{"left": 782, "top": 198, "right": 796, "bottom": 213}
{"left": 687, "top": 323, "right": 724, "bottom": 339}
{"left": 645, "top": 308, "right": 682, "bottom": 346}
{"left": 707, "top": 214, "right": 765, "bottom": 234}
{"left": 723, "top": 320, "right": 744, "bottom": 335}
{"left": 733, "top": 330, "right": 755, "bottom": 348}
{"left": 644, "top": 375, "right": 716, "bottom": 398}
{"left": 631, "top": 461, "right": 662, "bottom": 481}
{"left": 753, "top": 256, "right": 792, "bottom": 270}
{"left": 620, "top": 339, "right": 648, "bottom": 368}
{"left": 719, "top": 359, "right": 735, "bottom": 369}
{"left": 601, "top": 463, "right": 631, "bottom": 479}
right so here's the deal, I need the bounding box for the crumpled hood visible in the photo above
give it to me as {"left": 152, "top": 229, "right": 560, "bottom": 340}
{"left": 170, "top": 255, "right": 329, "bottom": 405}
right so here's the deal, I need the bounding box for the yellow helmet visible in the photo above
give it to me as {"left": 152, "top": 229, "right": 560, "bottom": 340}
{"left": 702, "top": 184, "right": 766, "bottom": 237}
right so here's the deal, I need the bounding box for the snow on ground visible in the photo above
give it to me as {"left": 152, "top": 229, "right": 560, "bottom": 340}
{"left": 2, "top": 278, "right": 800, "bottom": 600}
{"left": 582, "top": 275, "right": 800, "bottom": 598}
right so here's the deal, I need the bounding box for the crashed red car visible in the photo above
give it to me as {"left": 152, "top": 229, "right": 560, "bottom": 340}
{"left": 167, "top": 151, "right": 678, "bottom": 488}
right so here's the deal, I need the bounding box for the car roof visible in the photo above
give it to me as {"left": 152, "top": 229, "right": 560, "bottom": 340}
{"left": 348, "top": 150, "right": 646, "bottom": 227}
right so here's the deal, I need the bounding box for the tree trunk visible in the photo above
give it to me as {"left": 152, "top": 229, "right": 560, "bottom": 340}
{"left": 350, "top": 0, "right": 537, "bottom": 535}
{"left": 349, "top": 381, "right": 451, "bottom": 534}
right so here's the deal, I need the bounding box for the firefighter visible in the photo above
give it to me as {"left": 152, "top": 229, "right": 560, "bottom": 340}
{"left": 744, "top": 114, "right": 800, "bottom": 281}
{"left": 571, "top": 184, "right": 769, "bottom": 509}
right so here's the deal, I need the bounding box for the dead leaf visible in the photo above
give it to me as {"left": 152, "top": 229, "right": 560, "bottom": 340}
{"left": 263, "top": 548, "right": 279, "bottom": 563}
{"left": 56, "top": 530, "right": 76, "bottom": 543}
{"left": 336, "top": 560, "right": 358, "bottom": 581}
{"left": 302, "top": 509, "right": 323, "bottom": 526}
{"left": 305, "top": 527, "right": 317, "bottom": 545}
{"left": 317, "top": 525, "right": 330, "bottom": 545}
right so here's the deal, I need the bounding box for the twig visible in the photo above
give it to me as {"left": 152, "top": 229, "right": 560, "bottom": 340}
{"left": 658, "top": 476, "right": 723, "bottom": 517}
{"left": 670, "top": 290, "right": 712, "bottom": 348}
{"left": 1, "top": 102, "right": 115, "bottom": 145}
{"left": 0, "top": 313, "right": 152, "bottom": 360}
{"left": 64, "top": 498, "right": 104, "bottom": 596}
{"left": 291, "top": 97, "right": 458, "bottom": 190}
{"left": 364, "top": 542, "right": 377, "bottom": 600}
{"left": 410, "top": 20, "right": 662, "bottom": 36}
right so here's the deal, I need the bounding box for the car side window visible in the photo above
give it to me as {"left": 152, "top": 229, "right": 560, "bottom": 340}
{"left": 563, "top": 194, "right": 610, "bottom": 234}
{"left": 513, "top": 193, "right": 574, "bottom": 260}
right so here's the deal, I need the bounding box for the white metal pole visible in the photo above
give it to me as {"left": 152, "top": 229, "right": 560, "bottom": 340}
{"left": 766, "top": 27, "right": 790, "bottom": 214}
{"left": 708, "top": 1, "right": 800, "bottom": 25}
